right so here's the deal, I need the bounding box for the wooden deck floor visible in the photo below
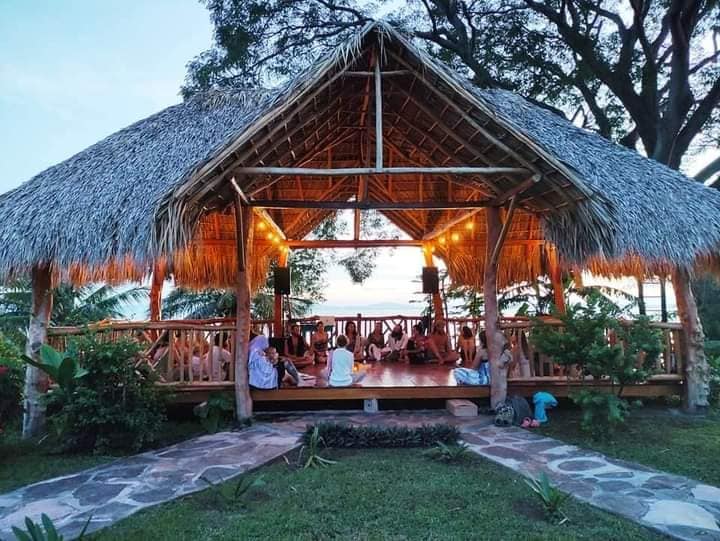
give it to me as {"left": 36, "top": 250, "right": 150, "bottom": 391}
{"left": 166, "top": 361, "right": 683, "bottom": 403}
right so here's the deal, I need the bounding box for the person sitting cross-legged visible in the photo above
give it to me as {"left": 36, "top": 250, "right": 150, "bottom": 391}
{"left": 385, "top": 324, "right": 409, "bottom": 362}
{"left": 284, "top": 323, "right": 315, "bottom": 367}
{"left": 344, "top": 321, "right": 365, "bottom": 361}
{"left": 249, "top": 336, "right": 301, "bottom": 390}
{"left": 366, "top": 322, "right": 388, "bottom": 361}
{"left": 427, "top": 321, "right": 460, "bottom": 365}
{"left": 327, "top": 335, "right": 366, "bottom": 387}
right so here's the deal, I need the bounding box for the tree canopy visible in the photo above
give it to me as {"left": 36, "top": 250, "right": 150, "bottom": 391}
{"left": 186, "top": 0, "right": 720, "bottom": 181}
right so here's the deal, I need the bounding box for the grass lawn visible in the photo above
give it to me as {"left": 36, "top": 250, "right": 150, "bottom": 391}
{"left": 0, "top": 419, "right": 203, "bottom": 493}
{"left": 539, "top": 403, "right": 720, "bottom": 486}
{"left": 93, "top": 448, "right": 662, "bottom": 541}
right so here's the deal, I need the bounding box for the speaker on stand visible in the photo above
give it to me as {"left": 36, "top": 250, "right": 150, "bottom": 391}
{"left": 422, "top": 266, "right": 439, "bottom": 294}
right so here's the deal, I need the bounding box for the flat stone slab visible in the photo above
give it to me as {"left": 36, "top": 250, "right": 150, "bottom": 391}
{"left": 0, "top": 426, "right": 301, "bottom": 538}
{"left": 458, "top": 423, "right": 720, "bottom": 541}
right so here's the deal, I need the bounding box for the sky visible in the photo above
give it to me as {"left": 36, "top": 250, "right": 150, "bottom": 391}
{"left": 0, "top": 1, "right": 706, "bottom": 318}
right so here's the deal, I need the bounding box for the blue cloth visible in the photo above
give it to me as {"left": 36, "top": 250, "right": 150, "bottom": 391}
{"left": 533, "top": 392, "right": 558, "bottom": 423}
{"left": 453, "top": 362, "right": 490, "bottom": 385}
{"left": 248, "top": 335, "right": 277, "bottom": 389}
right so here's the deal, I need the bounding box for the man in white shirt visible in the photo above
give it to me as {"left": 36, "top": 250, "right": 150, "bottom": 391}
{"left": 386, "top": 324, "right": 409, "bottom": 362}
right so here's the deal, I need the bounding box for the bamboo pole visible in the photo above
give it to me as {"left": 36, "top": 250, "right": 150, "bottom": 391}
{"left": 671, "top": 267, "right": 710, "bottom": 413}
{"left": 252, "top": 199, "right": 487, "bottom": 210}
{"left": 235, "top": 166, "right": 529, "bottom": 176}
{"left": 22, "top": 264, "right": 53, "bottom": 439}
{"left": 234, "top": 200, "right": 254, "bottom": 420}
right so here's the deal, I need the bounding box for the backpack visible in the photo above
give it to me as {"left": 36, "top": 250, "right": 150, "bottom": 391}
{"left": 507, "top": 395, "right": 533, "bottom": 426}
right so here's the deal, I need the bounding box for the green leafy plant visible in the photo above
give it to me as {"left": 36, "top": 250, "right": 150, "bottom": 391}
{"left": 12, "top": 513, "right": 90, "bottom": 541}
{"left": 422, "top": 442, "right": 472, "bottom": 463}
{"left": 304, "top": 423, "right": 460, "bottom": 448}
{"left": 572, "top": 390, "right": 630, "bottom": 438}
{"left": 21, "top": 344, "right": 88, "bottom": 391}
{"left": 525, "top": 472, "right": 570, "bottom": 523}
{"left": 45, "top": 336, "right": 166, "bottom": 453}
{"left": 193, "top": 393, "right": 234, "bottom": 434}
{"left": 199, "top": 473, "right": 266, "bottom": 509}
{"left": 531, "top": 293, "right": 662, "bottom": 436}
{"left": 299, "top": 426, "right": 337, "bottom": 468}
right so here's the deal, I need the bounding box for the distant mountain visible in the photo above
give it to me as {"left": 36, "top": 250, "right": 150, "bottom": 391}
{"left": 308, "top": 301, "right": 424, "bottom": 316}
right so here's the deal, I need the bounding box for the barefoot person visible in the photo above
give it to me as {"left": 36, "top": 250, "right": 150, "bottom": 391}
{"left": 249, "top": 336, "right": 301, "bottom": 390}
{"left": 427, "top": 321, "right": 460, "bottom": 365}
{"left": 386, "top": 324, "right": 409, "bottom": 362}
{"left": 284, "top": 323, "right": 314, "bottom": 367}
{"left": 311, "top": 321, "right": 329, "bottom": 364}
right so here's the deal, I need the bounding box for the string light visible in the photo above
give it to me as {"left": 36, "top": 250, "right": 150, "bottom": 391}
{"left": 439, "top": 236, "right": 447, "bottom": 245}
{"left": 465, "top": 221, "right": 474, "bottom": 230}
{"left": 266, "top": 232, "right": 275, "bottom": 241}
{"left": 451, "top": 232, "right": 460, "bottom": 243}
{"left": 257, "top": 222, "right": 267, "bottom": 231}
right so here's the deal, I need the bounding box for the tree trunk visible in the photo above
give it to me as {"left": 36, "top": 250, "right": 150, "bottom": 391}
{"left": 22, "top": 264, "right": 53, "bottom": 439}
{"left": 485, "top": 207, "right": 507, "bottom": 409}
{"left": 672, "top": 267, "right": 710, "bottom": 413}
{"left": 234, "top": 202, "right": 254, "bottom": 420}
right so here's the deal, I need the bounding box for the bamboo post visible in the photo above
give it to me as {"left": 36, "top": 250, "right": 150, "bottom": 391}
{"left": 485, "top": 207, "right": 509, "bottom": 409}
{"left": 22, "top": 264, "right": 53, "bottom": 439}
{"left": 273, "top": 249, "right": 289, "bottom": 338}
{"left": 671, "top": 267, "right": 710, "bottom": 413}
{"left": 422, "top": 244, "right": 444, "bottom": 322}
{"left": 234, "top": 199, "right": 254, "bottom": 420}
{"left": 547, "top": 246, "right": 566, "bottom": 314}
{"left": 149, "top": 261, "right": 165, "bottom": 322}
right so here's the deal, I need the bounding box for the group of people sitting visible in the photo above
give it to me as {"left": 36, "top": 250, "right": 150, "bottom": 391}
{"left": 246, "top": 319, "right": 533, "bottom": 390}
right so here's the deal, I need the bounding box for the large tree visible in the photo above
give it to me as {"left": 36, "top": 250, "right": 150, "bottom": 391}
{"left": 186, "top": 0, "right": 720, "bottom": 177}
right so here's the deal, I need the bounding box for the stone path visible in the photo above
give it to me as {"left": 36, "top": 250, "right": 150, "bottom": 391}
{"left": 0, "top": 424, "right": 299, "bottom": 539}
{"left": 462, "top": 424, "right": 720, "bottom": 541}
{"left": 1, "top": 410, "right": 718, "bottom": 540}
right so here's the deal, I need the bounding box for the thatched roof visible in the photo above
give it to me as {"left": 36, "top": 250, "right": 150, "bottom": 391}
{"left": 1, "top": 21, "right": 719, "bottom": 289}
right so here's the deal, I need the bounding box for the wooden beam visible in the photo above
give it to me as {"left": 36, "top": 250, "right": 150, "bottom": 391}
{"left": 484, "top": 206, "right": 507, "bottom": 409}
{"left": 273, "top": 249, "right": 289, "bottom": 338}
{"left": 22, "top": 264, "right": 53, "bottom": 438}
{"left": 343, "top": 70, "right": 410, "bottom": 77}
{"left": 236, "top": 166, "right": 529, "bottom": 176}
{"left": 206, "top": 238, "right": 545, "bottom": 249}
{"left": 489, "top": 196, "right": 518, "bottom": 268}
{"left": 547, "top": 246, "right": 566, "bottom": 314}
{"left": 230, "top": 176, "right": 287, "bottom": 240}
{"left": 149, "top": 261, "right": 165, "bottom": 322}
{"left": 423, "top": 209, "right": 483, "bottom": 240}
{"left": 251, "top": 199, "right": 485, "bottom": 210}
{"left": 489, "top": 174, "right": 542, "bottom": 206}
{"left": 234, "top": 201, "right": 254, "bottom": 419}
{"left": 374, "top": 59, "right": 383, "bottom": 171}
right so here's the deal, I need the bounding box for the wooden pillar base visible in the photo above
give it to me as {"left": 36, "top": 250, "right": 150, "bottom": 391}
{"left": 234, "top": 202, "right": 254, "bottom": 420}
{"left": 672, "top": 267, "right": 710, "bottom": 413}
{"left": 22, "top": 264, "right": 53, "bottom": 439}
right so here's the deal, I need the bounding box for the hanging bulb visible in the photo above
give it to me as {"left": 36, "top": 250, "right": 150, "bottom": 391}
{"left": 465, "top": 221, "right": 474, "bottom": 230}
{"left": 439, "top": 236, "right": 447, "bottom": 245}
{"left": 257, "top": 222, "right": 267, "bottom": 231}
{"left": 451, "top": 232, "right": 460, "bottom": 243}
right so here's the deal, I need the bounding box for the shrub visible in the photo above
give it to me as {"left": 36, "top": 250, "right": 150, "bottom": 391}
{"left": 298, "top": 426, "right": 337, "bottom": 469}
{"left": 12, "top": 513, "right": 90, "bottom": 541}
{"left": 422, "top": 441, "right": 472, "bottom": 463}
{"left": 709, "top": 355, "right": 720, "bottom": 407}
{"left": 303, "top": 422, "right": 460, "bottom": 448}
{"left": 530, "top": 293, "right": 662, "bottom": 436}
{"left": 0, "top": 335, "right": 24, "bottom": 433}
{"left": 193, "top": 393, "right": 234, "bottom": 434}
{"left": 571, "top": 390, "right": 630, "bottom": 438}
{"left": 46, "top": 336, "right": 166, "bottom": 453}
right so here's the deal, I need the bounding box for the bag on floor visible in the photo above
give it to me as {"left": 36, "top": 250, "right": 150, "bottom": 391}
{"left": 494, "top": 403, "right": 514, "bottom": 427}
{"left": 507, "top": 395, "right": 533, "bottom": 426}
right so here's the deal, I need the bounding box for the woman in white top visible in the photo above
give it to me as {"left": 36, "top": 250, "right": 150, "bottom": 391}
{"left": 328, "top": 335, "right": 366, "bottom": 387}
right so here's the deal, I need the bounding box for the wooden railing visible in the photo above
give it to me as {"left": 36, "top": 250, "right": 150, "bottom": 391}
{"left": 47, "top": 315, "right": 684, "bottom": 386}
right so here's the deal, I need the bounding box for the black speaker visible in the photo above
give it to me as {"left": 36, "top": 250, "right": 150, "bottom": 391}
{"left": 274, "top": 267, "right": 291, "bottom": 295}
{"left": 422, "top": 266, "right": 439, "bottom": 294}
